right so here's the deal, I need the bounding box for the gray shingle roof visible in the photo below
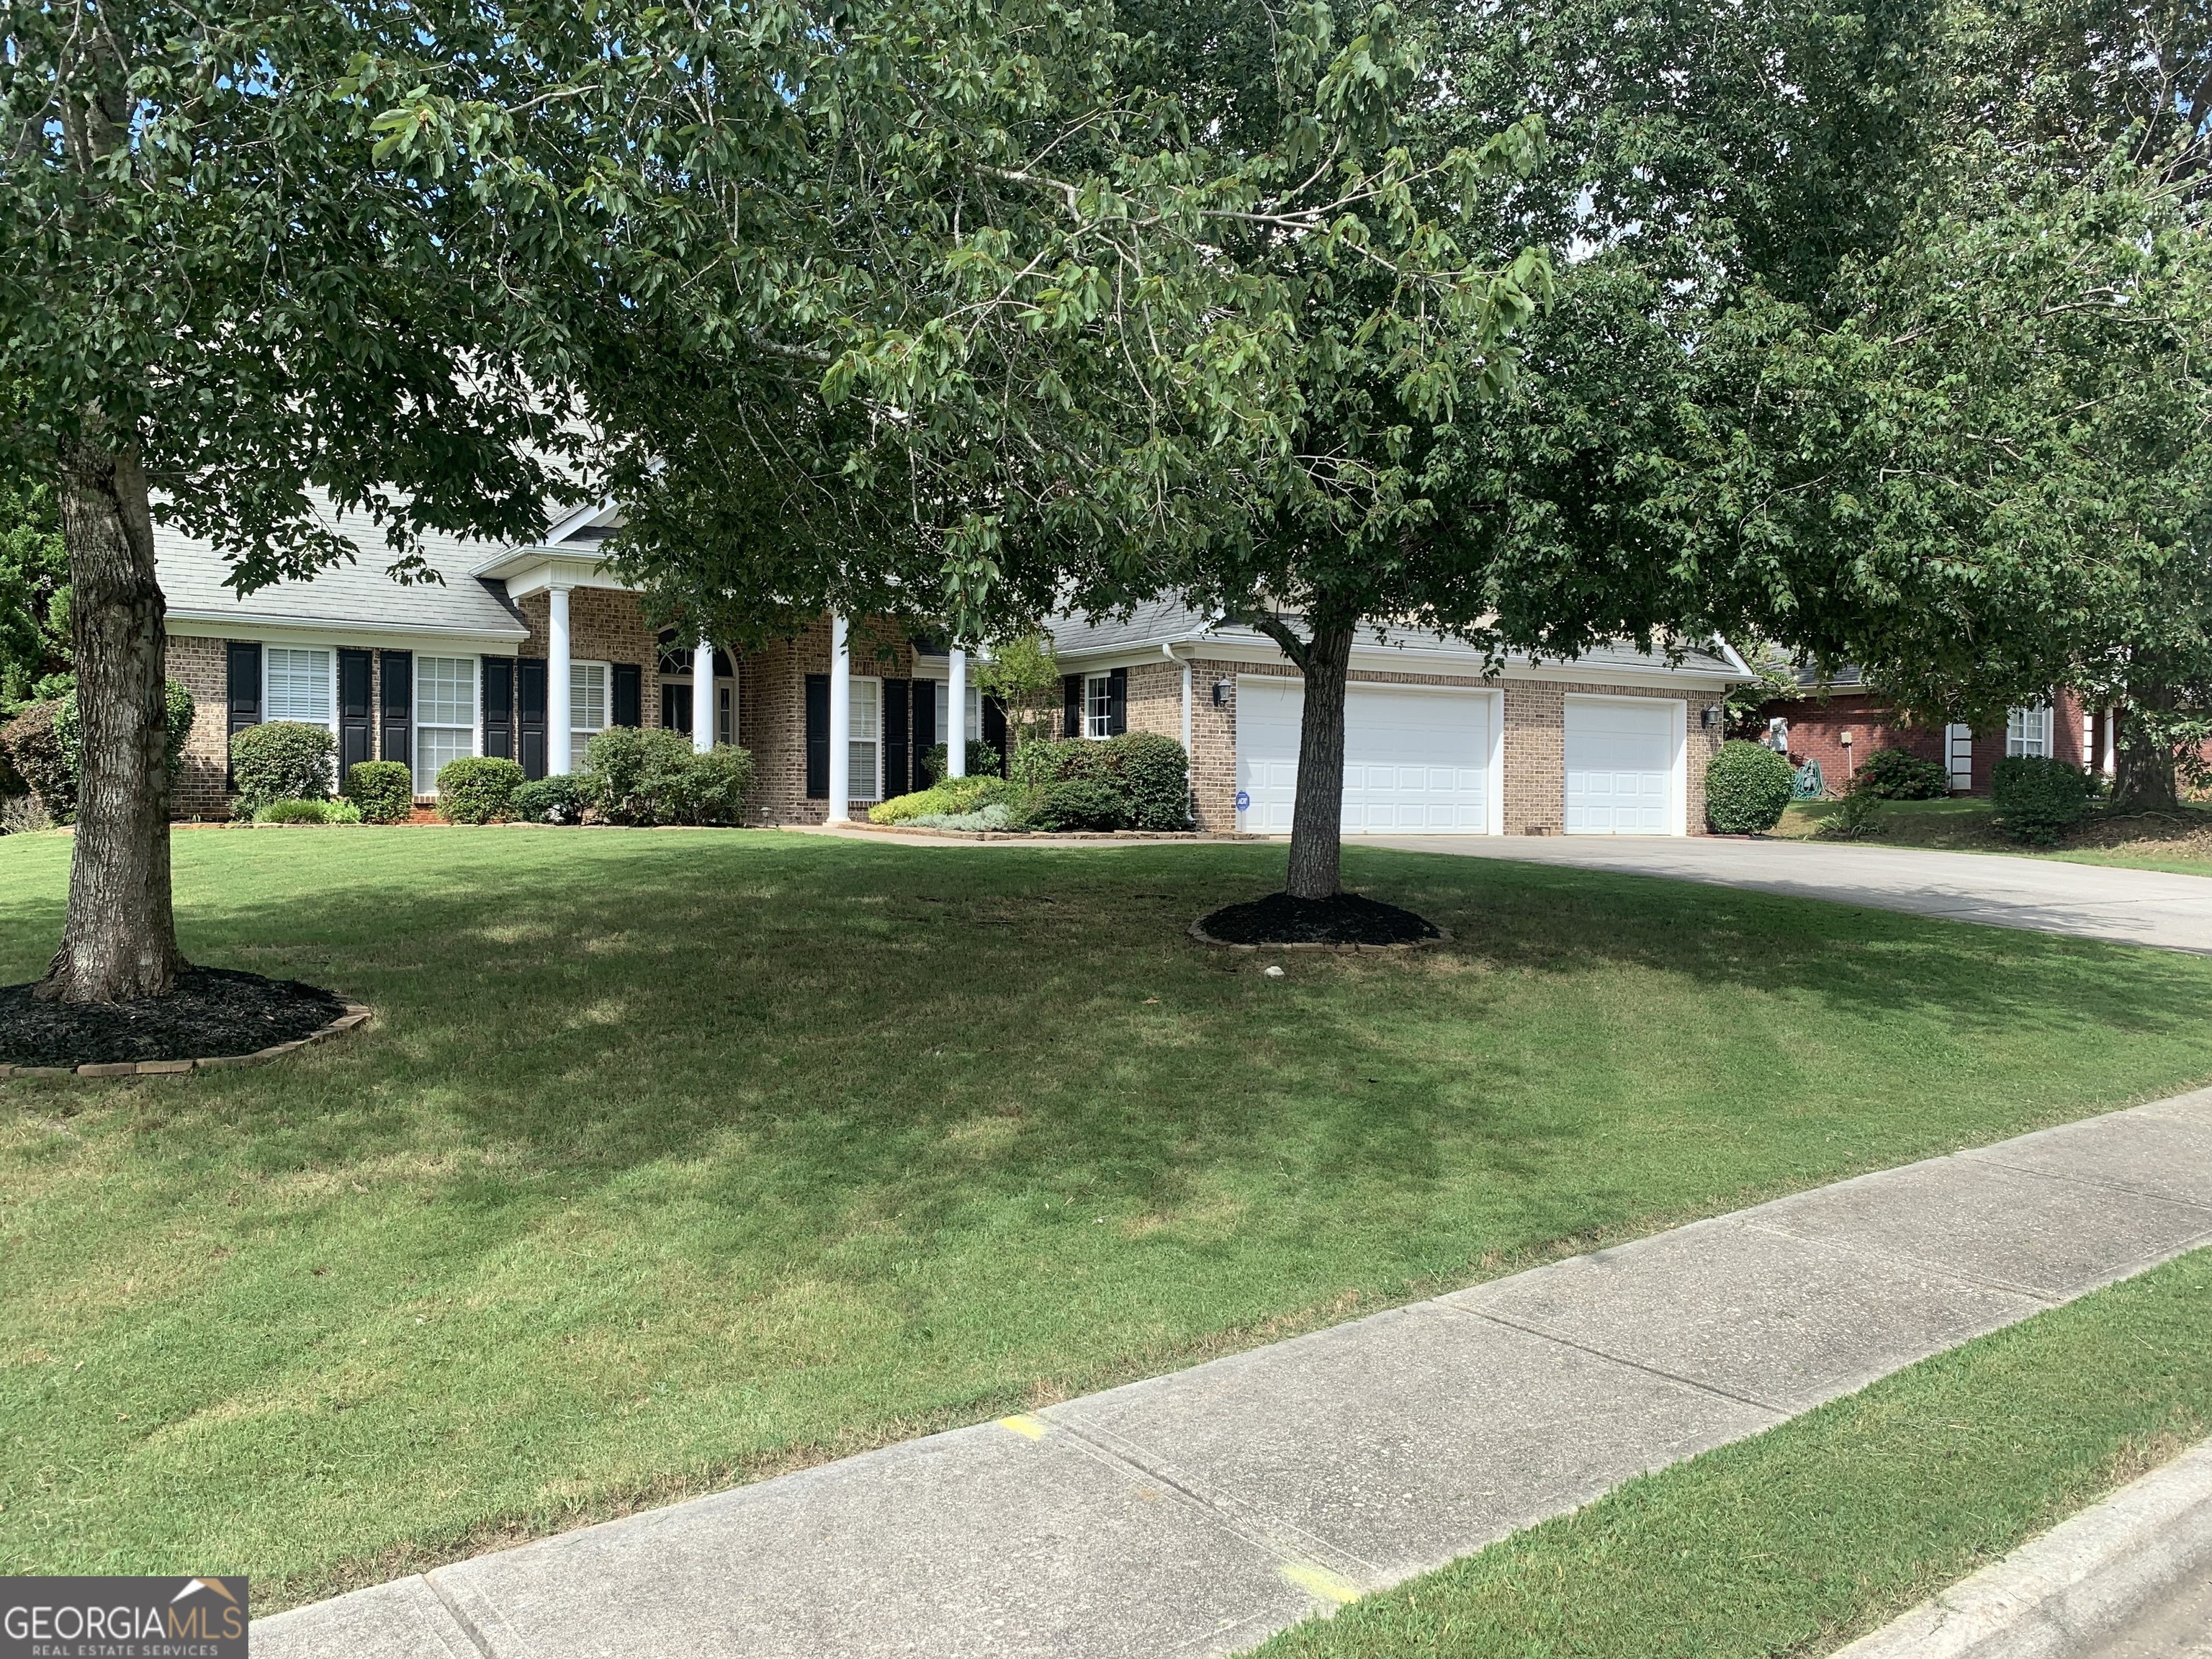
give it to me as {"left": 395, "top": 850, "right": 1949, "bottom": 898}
{"left": 1049, "top": 602, "right": 1748, "bottom": 679}
{"left": 155, "top": 501, "right": 530, "bottom": 642}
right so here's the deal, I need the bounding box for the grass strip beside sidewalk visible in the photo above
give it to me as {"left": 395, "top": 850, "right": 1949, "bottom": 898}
{"left": 1251, "top": 1244, "right": 2212, "bottom": 1658}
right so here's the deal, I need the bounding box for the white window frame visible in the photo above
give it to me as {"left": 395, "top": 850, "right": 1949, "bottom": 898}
{"left": 263, "top": 645, "right": 337, "bottom": 734}
{"left": 570, "top": 659, "right": 611, "bottom": 752}
{"left": 2006, "top": 703, "right": 2052, "bottom": 759}
{"left": 932, "top": 680, "right": 984, "bottom": 752}
{"left": 1083, "top": 673, "right": 1115, "bottom": 739}
{"left": 412, "top": 655, "right": 481, "bottom": 793}
{"left": 849, "top": 675, "right": 882, "bottom": 801}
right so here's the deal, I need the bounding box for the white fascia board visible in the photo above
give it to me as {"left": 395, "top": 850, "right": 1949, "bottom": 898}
{"left": 473, "top": 550, "right": 635, "bottom": 598}
{"left": 542, "top": 498, "right": 621, "bottom": 544}
{"left": 168, "top": 616, "right": 525, "bottom": 654}
{"left": 1048, "top": 634, "right": 1216, "bottom": 670}
{"left": 1179, "top": 634, "right": 1737, "bottom": 688}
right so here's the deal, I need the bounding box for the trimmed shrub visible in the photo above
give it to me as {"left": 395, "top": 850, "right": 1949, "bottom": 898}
{"left": 870, "top": 775, "right": 1018, "bottom": 825}
{"left": 920, "top": 740, "right": 1002, "bottom": 784}
{"left": 911, "top": 804, "right": 1014, "bottom": 831}
{"left": 0, "top": 680, "right": 194, "bottom": 823}
{"left": 255, "top": 797, "right": 363, "bottom": 825}
{"left": 1009, "top": 736, "right": 1110, "bottom": 789}
{"left": 1992, "top": 754, "right": 2092, "bottom": 845}
{"left": 344, "top": 760, "right": 416, "bottom": 824}
{"left": 1025, "top": 776, "right": 1129, "bottom": 832}
{"left": 230, "top": 720, "right": 336, "bottom": 816}
{"left": 676, "top": 745, "right": 754, "bottom": 825}
{"left": 584, "top": 727, "right": 755, "bottom": 825}
{"left": 1705, "top": 739, "right": 1796, "bottom": 833}
{"left": 436, "top": 755, "right": 525, "bottom": 823}
{"left": 1854, "top": 747, "right": 1950, "bottom": 801}
{"left": 1107, "top": 731, "right": 1192, "bottom": 830}
{"left": 512, "top": 773, "right": 596, "bottom": 824}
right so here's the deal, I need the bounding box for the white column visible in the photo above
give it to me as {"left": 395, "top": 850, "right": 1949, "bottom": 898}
{"left": 827, "top": 614, "right": 852, "bottom": 821}
{"left": 947, "top": 646, "right": 968, "bottom": 778}
{"left": 2103, "top": 709, "right": 2118, "bottom": 776}
{"left": 692, "top": 638, "right": 716, "bottom": 752}
{"left": 547, "top": 586, "right": 572, "bottom": 775}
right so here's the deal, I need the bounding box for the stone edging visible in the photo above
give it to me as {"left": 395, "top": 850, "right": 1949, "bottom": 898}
{"left": 1186, "top": 920, "right": 1451, "bottom": 953}
{"left": 0, "top": 1003, "right": 372, "bottom": 1082}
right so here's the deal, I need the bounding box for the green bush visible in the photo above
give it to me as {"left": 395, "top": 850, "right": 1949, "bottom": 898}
{"left": 2, "top": 680, "right": 195, "bottom": 822}
{"left": 584, "top": 727, "right": 754, "bottom": 825}
{"left": 1820, "top": 786, "right": 1885, "bottom": 840}
{"left": 1705, "top": 739, "right": 1796, "bottom": 833}
{"left": 1008, "top": 736, "right": 1110, "bottom": 789}
{"left": 869, "top": 774, "right": 1018, "bottom": 825}
{"left": 230, "top": 720, "right": 336, "bottom": 816}
{"left": 1107, "top": 731, "right": 1192, "bottom": 830}
{"left": 1025, "top": 776, "right": 1130, "bottom": 832}
{"left": 512, "top": 773, "right": 597, "bottom": 824}
{"left": 343, "top": 760, "right": 415, "bottom": 824}
{"left": 920, "top": 740, "right": 1002, "bottom": 784}
{"left": 1854, "top": 747, "right": 1950, "bottom": 800}
{"left": 254, "top": 796, "right": 362, "bottom": 825}
{"left": 436, "top": 755, "right": 525, "bottom": 824}
{"left": 909, "top": 804, "right": 1014, "bottom": 831}
{"left": 1992, "top": 754, "right": 2092, "bottom": 845}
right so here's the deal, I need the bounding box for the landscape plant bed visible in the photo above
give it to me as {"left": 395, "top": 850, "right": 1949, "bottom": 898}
{"left": 844, "top": 821, "right": 1266, "bottom": 842}
{"left": 1192, "top": 890, "right": 1445, "bottom": 950}
{"left": 0, "top": 966, "right": 361, "bottom": 1074}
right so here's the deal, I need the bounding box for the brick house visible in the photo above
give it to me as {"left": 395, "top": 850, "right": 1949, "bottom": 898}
{"left": 157, "top": 505, "right": 1754, "bottom": 835}
{"left": 1758, "top": 665, "right": 2116, "bottom": 796}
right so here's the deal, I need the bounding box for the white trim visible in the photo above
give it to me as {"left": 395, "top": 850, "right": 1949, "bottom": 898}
{"left": 411, "top": 652, "right": 481, "bottom": 794}
{"left": 947, "top": 647, "right": 968, "bottom": 778}
{"left": 171, "top": 619, "right": 521, "bottom": 653}
{"left": 847, "top": 674, "right": 884, "bottom": 801}
{"left": 472, "top": 549, "right": 637, "bottom": 600}
{"left": 1053, "top": 632, "right": 1748, "bottom": 687}
{"left": 827, "top": 615, "right": 852, "bottom": 821}
{"left": 261, "top": 644, "right": 338, "bottom": 737}
{"left": 568, "top": 658, "right": 611, "bottom": 752}
{"left": 1562, "top": 693, "right": 1688, "bottom": 837}
{"left": 1946, "top": 723, "right": 1975, "bottom": 793}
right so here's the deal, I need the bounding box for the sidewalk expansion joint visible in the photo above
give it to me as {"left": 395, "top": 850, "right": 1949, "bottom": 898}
{"left": 1732, "top": 1218, "right": 2066, "bottom": 1306}
{"left": 1437, "top": 1302, "right": 1792, "bottom": 1417}
{"left": 424, "top": 1573, "right": 498, "bottom": 1659}
{"left": 1955, "top": 1148, "right": 2212, "bottom": 1213}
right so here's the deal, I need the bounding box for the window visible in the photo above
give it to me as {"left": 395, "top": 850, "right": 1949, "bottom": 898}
{"left": 718, "top": 683, "right": 734, "bottom": 746}
{"left": 850, "top": 677, "right": 881, "bottom": 799}
{"left": 1084, "top": 673, "right": 1115, "bottom": 739}
{"left": 2006, "top": 704, "right": 2052, "bottom": 758}
{"left": 932, "top": 683, "right": 984, "bottom": 748}
{"left": 265, "top": 647, "right": 331, "bottom": 725}
{"left": 414, "top": 655, "right": 477, "bottom": 791}
{"left": 572, "top": 661, "right": 608, "bottom": 747}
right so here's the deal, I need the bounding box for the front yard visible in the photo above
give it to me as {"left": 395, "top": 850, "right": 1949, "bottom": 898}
{"left": 6, "top": 827, "right": 2212, "bottom": 1609}
{"left": 1776, "top": 795, "right": 2212, "bottom": 876}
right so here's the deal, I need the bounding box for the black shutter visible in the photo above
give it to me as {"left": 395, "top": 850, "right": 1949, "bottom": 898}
{"left": 612, "top": 663, "right": 642, "bottom": 728}
{"left": 983, "top": 696, "right": 1008, "bottom": 773}
{"left": 1063, "top": 674, "right": 1084, "bottom": 739}
{"left": 805, "top": 673, "right": 830, "bottom": 798}
{"left": 1107, "top": 667, "right": 1128, "bottom": 736}
{"left": 481, "top": 657, "right": 515, "bottom": 760}
{"left": 379, "top": 650, "right": 413, "bottom": 781}
{"left": 338, "top": 649, "right": 374, "bottom": 775}
{"left": 516, "top": 656, "right": 547, "bottom": 780}
{"left": 909, "top": 678, "right": 937, "bottom": 789}
{"left": 884, "top": 679, "right": 909, "bottom": 799}
{"left": 225, "top": 642, "right": 261, "bottom": 791}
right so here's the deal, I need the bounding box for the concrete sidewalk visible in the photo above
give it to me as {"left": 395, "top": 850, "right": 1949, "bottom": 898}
{"left": 258, "top": 1088, "right": 2212, "bottom": 1659}
{"left": 1371, "top": 835, "right": 2212, "bottom": 955}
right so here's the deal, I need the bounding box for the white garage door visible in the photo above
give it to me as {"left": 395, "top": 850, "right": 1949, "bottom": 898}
{"left": 1236, "top": 679, "right": 1493, "bottom": 834}
{"left": 1565, "top": 697, "right": 1678, "bottom": 835}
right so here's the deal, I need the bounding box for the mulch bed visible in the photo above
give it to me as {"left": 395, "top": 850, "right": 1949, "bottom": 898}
{"left": 1193, "top": 891, "right": 1443, "bottom": 949}
{"left": 0, "top": 966, "right": 349, "bottom": 1069}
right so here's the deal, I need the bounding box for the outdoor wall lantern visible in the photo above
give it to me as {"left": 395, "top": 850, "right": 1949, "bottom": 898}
{"left": 1213, "top": 680, "right": 1233, "bottom": 706}
{"left": 1700, "top": 706, "right": 1721, "bottom": 729}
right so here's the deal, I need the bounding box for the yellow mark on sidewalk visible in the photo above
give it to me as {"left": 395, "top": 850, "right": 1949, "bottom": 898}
{"left": 997, "top": 1413, "right": 1049, "bottom": 1440}
{"left": 1280, "top": 1564, "right": 1361, "bottom": 1606}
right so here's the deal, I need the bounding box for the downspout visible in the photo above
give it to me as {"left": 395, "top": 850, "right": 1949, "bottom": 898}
{"left": 1166, "top": 642, "right": 1190, "bottom": 752}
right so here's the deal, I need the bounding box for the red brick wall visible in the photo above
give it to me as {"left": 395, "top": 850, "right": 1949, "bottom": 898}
{"left": 1763, "top": 688, "right": 2101, "bottom": 795}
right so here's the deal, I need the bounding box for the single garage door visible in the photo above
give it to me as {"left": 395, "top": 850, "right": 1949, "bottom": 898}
{"left": 1236, "top": 679, "right": 1493, "bottom": 834}
{"left": 1564, "top": 696, "right": 1678, "bottom": 835}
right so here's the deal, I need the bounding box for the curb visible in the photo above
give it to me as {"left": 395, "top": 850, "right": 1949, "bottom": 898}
{"left": 0, "top": 1003, "right": 372, "bottom": 1082}
{"left": 1186, "top": 920, "right": 1450, "bottom": 953}
{"left": 1834, "top": 1437, "right": 2212, "bottom": 1659}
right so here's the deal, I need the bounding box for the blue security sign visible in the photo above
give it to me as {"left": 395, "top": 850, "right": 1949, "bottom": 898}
{"left": 1234, "top": 791, "right": 1251, "bottom": 811}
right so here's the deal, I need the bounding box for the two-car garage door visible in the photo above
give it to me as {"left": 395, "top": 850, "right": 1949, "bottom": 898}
{"left": 1236, "top": 679, "right": 1496, "bottom": 834}
{"left": 1235, "top": 680, "right": 1683, "bottom": 836}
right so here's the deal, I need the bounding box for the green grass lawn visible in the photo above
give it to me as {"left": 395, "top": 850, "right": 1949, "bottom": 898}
{"left": 1253, "top": 1244, "right": 2212, "bottom": 1659}
{"left": 1776, "top": 795, "right": 2212, "bottom": 876}
{"left": 6, "top": 827, "right": 2212, "bottom": 1609}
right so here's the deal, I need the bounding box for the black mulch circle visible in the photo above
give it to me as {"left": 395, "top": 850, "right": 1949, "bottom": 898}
{"left": 0, "top": 967, "right": 348, "bottom": 1069}
{"left": 1196, "top": 891, "right": 1442, "bottom": 948}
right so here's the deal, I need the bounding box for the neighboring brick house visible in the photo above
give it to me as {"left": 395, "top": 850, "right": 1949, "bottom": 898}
{"left": 157, "top": 505, "right": 1754, "bottom": 835}
{"left": 1758, "top": 665, "right": 2116, "bottom": 796}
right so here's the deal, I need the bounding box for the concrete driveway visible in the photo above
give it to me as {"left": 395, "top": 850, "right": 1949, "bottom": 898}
{"left": 1369, "top": 835, "right": 2212, "bottom": 955}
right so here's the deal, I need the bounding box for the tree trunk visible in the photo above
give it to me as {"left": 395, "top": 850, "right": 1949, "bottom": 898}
{"left": 2113, "top": 693, "right": 2181, "bottom": 811}
{"left": 37, "top": 439, "right": 183, "bottom": 1003}
{"left": 1285, "top": 621, "right": 1354, "bottom": 900}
